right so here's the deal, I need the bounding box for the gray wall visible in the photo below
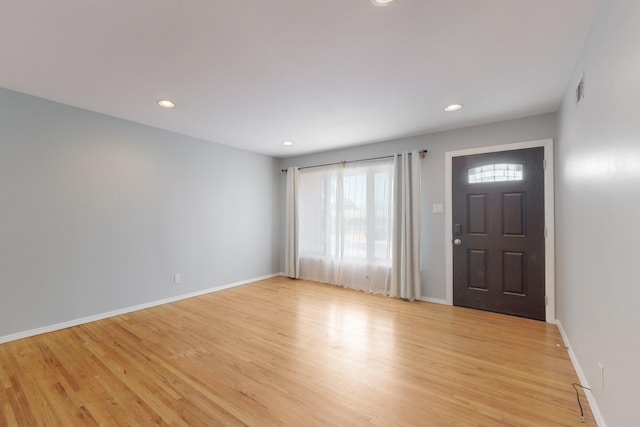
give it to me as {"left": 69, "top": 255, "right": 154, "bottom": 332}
{"left": 0, "top": 87, "right": 280, "bottom": 338}
{"left": 279, "top": 113, "right": 556, "bottom": 300}
{"left": 555, "top": 0, "right": 640, "bottom": 425}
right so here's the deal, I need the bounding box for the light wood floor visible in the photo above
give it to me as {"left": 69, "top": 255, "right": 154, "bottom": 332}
{"left": 0, "top": 277, "right": 594, "bottom": 426}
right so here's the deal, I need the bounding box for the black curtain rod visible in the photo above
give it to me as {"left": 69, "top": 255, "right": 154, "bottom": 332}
{"left": 281, "top": 149, "right": 427, "bottom": 173}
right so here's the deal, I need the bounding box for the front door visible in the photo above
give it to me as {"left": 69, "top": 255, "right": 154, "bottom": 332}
{"left": 452, "top": 148, "right": 545, "bottom": 320}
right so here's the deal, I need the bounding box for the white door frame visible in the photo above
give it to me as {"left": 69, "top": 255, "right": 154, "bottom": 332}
{"left": 444, "top": 139, "right": 555, "bottom": 323}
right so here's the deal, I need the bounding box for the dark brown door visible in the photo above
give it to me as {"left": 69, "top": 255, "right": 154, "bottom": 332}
{"left": 452, "top": 148, "right": 545, "bottom": 320}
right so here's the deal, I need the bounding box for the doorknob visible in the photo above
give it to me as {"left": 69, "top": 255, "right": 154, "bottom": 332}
{"left": 453, "top": 239, "right": 462, "bottom": 246}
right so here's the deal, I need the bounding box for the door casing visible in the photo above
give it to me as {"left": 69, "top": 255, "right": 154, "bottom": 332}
{"left": 445, "top": 139, "right": 555, "bottom": 323}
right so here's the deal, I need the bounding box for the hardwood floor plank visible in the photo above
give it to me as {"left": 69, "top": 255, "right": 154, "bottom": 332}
{"left": 0, "top": 277, "right": 594, "bottom": 426}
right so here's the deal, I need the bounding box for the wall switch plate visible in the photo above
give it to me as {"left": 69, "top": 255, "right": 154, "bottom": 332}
{"left": 174, "top": 274, "right": 181, "bottom": 285}
{"left": 432, "top": 203, "right": 444, "bottom": 214}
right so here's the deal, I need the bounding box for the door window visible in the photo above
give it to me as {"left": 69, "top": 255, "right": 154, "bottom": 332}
{"left": 468, "top": 163, "right": 523, "bottom": 184}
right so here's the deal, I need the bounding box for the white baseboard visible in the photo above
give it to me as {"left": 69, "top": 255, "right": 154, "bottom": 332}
{"left": 0, "top": 273, "right": 281, "bottom": 345}
{"left": 555, "top": 320, "right": 607, "bottom": 427}
{"left": 419, "top": 296, "right": 449, "bottom": 305}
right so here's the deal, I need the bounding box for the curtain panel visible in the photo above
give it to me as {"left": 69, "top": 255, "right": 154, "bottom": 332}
{"left": 297, "top": 160, "right": 394, "bottom": 294}
{"left": 284, "top": 167, "right": 300, "bottom": 278}
{"left": 390, "top": 151, "right": 422, "bottom": 300}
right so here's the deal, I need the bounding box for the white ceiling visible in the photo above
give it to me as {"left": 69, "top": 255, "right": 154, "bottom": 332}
{"left": 0, "top": 0, "right": 600, "bottom": 158}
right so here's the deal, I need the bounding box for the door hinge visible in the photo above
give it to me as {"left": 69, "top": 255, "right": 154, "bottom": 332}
{"left": 545, "top": 296, "right": 549, "bottom": 306}
{"left": 543, "top": 159, "right": 547, "bottom": 170}
{"left": 544, "top": 227, "right": 548, "bottom": 238}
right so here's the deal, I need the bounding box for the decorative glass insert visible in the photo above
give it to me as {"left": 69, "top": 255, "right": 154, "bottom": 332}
{"left": 468, "top": 163, "right": 523, "bottom": 184}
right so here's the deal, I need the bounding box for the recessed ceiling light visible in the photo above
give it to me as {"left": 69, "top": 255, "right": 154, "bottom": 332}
{"left": 444, "top": 104, "right": 463, "bottom": 112}
{"left": 282, "top": 141, "right": 293, "bottom": 146}
{"left": 157, "top": 99, "right": 175, "bottom": 108}
{"left": 371, "top": 0, "right": 395, "bottom": 5}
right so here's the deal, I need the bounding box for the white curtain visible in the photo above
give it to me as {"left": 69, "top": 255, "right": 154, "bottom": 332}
{"left": 284, "top": 167, "right": 300, "bottom": 278}
{"left": 390, "top": 151, "right": 421, "bottom": 300}
{"left": 297, "top": 160, "right": 394, "bottom": 294}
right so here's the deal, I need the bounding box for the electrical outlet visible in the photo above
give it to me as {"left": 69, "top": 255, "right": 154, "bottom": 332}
{"left": 597, "top": 362, "right": 604, "bottom": 391}
{"left": 174, "top": 274, "right": 181, "bottom": 285}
